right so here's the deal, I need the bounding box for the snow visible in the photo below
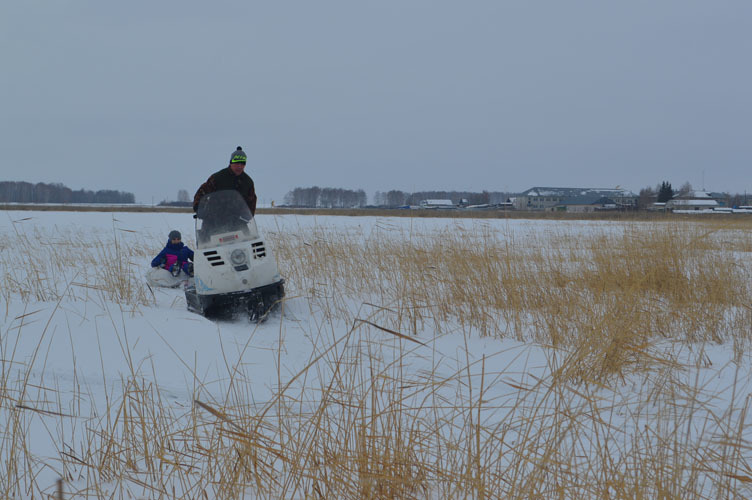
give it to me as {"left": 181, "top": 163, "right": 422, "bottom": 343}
{"left": 669, "top": 199, "right": 719, "bottom": 206}
{"left": 672, "top": 208, "right": 752, "bottom": 214}
{"left": 1, "top": 210, "right": 751, "bottom": 498}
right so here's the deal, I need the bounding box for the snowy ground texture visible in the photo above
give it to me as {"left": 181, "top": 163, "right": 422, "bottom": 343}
{"left": 1, "top": 210, "right": 752, "bottom": 499}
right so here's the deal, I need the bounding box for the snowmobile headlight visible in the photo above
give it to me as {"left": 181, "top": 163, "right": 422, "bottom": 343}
{"left": 230, "top": 249, "right": 247, "bottom": 266}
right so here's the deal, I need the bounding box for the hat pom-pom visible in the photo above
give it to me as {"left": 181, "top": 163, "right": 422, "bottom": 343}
{"left": 236, "top": 146, "right": 242, "bottom": 151}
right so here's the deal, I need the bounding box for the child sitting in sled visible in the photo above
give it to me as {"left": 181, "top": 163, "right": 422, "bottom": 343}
{"left": 151, "top": 230, "right": 194, "bottom": 277}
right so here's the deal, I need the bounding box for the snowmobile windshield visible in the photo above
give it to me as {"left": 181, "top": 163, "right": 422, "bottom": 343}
{"left": 194, "top": 190, "right": 259, "bottom": 249}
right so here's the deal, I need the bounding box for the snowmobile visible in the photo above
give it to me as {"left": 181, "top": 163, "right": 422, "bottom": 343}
{"left": 184, "top": 190, "right": 285, "bottom": 321}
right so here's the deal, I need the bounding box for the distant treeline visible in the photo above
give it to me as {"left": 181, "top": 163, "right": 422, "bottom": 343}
{"left": 0, "top": 181, "right": 135, "bottom": 204}
{"left": 283, "top": 187, "right": 512, "bottom": 208}
{"left": 374, "top": 190, "right": 510, "bottom": 207}
{"left": 284, "top": 187, "right": 368, "bottom": 208}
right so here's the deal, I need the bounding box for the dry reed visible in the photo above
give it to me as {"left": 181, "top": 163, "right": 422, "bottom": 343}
{"left": 1, "top": 215, "right": 751, "bottom": 498}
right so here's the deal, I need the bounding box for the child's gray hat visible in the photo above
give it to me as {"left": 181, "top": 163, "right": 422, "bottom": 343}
{"left": 169, "top": 230, "right": 181, "bottom": 240}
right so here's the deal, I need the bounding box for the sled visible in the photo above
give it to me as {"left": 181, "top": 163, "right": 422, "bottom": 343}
{"left": 146, "top": 267, "right": 189, "bottom": 288}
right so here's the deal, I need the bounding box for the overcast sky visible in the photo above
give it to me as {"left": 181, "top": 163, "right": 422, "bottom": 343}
{"left": 2, "top": 1, "right": 751, "bottom": 204}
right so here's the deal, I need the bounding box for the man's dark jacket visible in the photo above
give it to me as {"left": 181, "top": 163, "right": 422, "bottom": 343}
{"left": 193, "top": 167, "right": 257, "bottom": 215}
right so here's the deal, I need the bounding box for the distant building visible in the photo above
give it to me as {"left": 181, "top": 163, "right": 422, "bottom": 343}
{"left": 419, "top": 199, "right": 455, "bottom": 209}
{"left": 649, "top": 202, "right": 667, "bottom": 212}
{"left": 666, "top": 191, "right": 719, "bottom": 211}
{"left": 515, "top": 187, "right": 638, "bottom": 211}
{"left": 464, "top": 201, "right": 515, "bottom": 210}
{"left": 706, "top": 192, "right": 729, "bottom": 207}
{"left": 555, "top": 196, "right": 618, "bottom": 213}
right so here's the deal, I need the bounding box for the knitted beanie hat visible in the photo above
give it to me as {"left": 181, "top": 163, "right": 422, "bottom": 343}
{"left": 230, "top": 146, "right": 247, "bottom": 164}
{"left": 168, "top": 230, "right": 181, "bottom": 240}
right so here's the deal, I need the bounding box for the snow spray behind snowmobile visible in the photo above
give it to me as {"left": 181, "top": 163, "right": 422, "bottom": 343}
{"left": 184, "top": 190, "right": 284, "bottom": 321}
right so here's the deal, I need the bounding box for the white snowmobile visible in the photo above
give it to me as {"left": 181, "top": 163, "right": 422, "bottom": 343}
{"left": 184, "top": 190, "right": 285, "bottom": 321}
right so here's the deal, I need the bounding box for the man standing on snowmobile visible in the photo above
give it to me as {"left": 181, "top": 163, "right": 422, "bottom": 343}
{"left": 193, "top": 146, "right": 257, "bottom": 216}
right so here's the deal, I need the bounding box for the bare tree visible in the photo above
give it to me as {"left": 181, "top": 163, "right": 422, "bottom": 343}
{"left": 676, "top": 181, "right": 693, "bottom": 197}
{"left": 385, "top": 190, "right": 408, "bottom": 207}
{"left": 283, "top": 186, "right": 367, "bottom": 208}
{"left": 637, "top": 187, "right": 657, "bottom": 209}
{"left": 0, "top": 181, "right": 133, "bottom": 204}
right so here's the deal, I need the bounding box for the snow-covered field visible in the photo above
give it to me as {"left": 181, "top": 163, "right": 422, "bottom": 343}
{"left": 1, "top": 210, "right": 752, "bottom": 498}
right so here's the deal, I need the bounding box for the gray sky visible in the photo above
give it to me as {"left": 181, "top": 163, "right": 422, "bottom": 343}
{"left": 2, "top": 1, "right": 751, "bottom": 205}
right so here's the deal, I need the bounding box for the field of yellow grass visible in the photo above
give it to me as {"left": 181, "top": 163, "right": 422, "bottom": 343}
{"left": 1, "top": 211, "right": 752, "bottom": 498}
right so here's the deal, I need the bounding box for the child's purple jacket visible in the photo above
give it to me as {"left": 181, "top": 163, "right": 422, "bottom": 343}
{"left": 151, "top": 240, "right": 194, "bottom": 268}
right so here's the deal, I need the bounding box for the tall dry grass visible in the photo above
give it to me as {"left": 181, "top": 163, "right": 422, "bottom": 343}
{"left": 272, "top": 219, "right": 752, "bottom": 375}
{"left": 0, "top": 216, "right": 162, "bottom": 307}
{"left": 1, "top": 215, "right": 752, "bottom": 498}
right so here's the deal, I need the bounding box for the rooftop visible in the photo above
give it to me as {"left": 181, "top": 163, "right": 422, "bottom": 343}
{"left": 522, "top": 187, "right": 637, "bottom": 198}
